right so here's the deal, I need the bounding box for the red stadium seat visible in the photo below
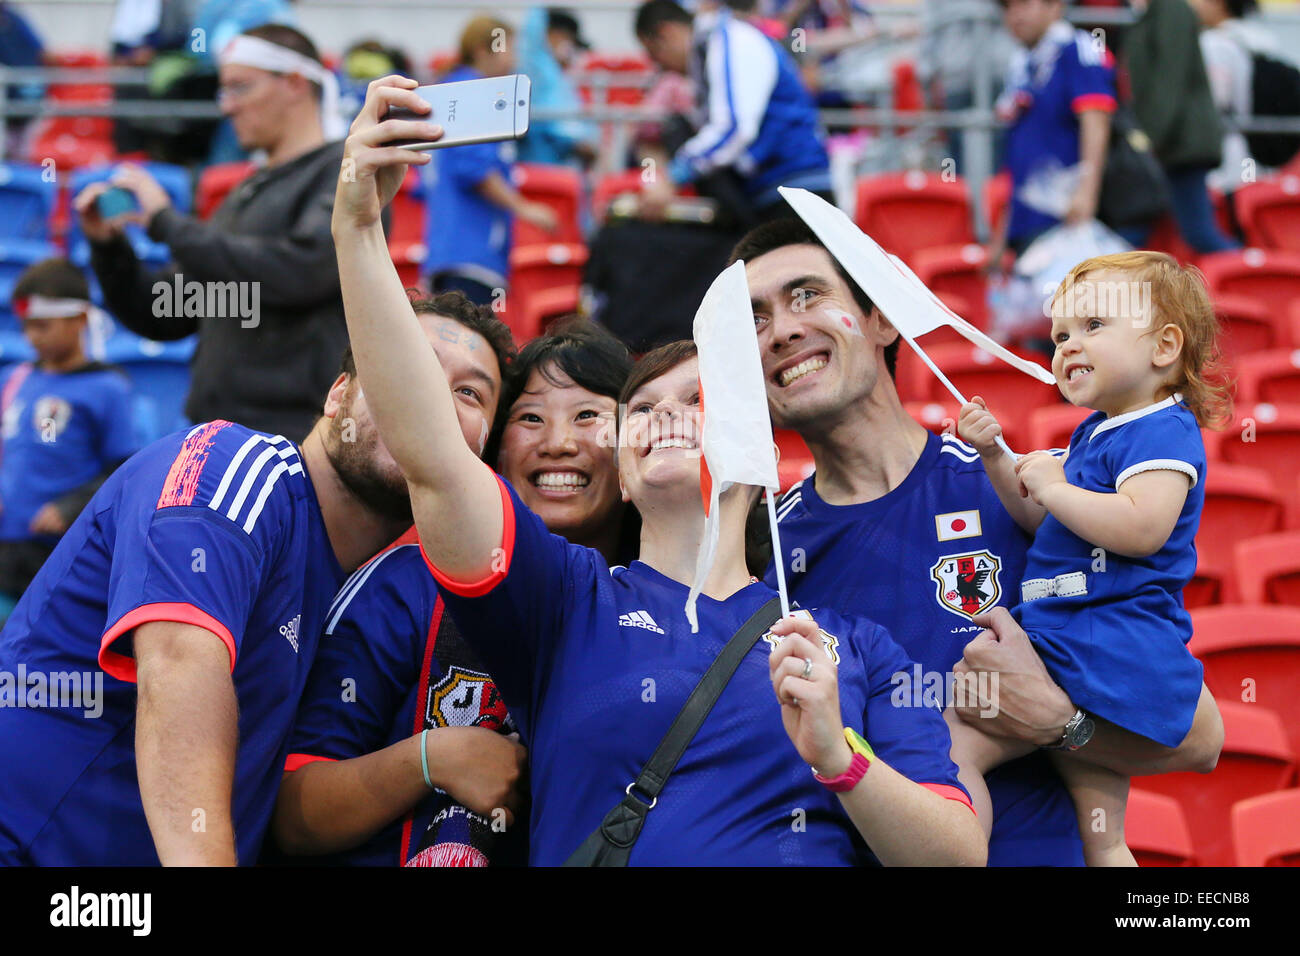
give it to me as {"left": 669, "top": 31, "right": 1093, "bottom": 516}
{"left": 983, "top": 170, "right": 1010, "bottom": 234}
{"left": 904, "top": 399, "right": 962, "bottom": 438}
{"left": 592, "top": 170, "right": 645, "bottom": 223}
{"left": 511, "top": 163, "right": 584, "bottom": 247}
{"left": 913, "top": 342, "right": 1058, "bottom": 448}
{"left": 386, "top": 170, "right": 426, "bottom": 289}
{"left": 1200, "top": 250, "right": 1300, "bottom": 338}
{"left": 1234, "top": 175, "right": 1300, "bottom": 253}
{"left": 1231, "top": 789, "right": 1300, "bottom": 866}
{"left": 578, "top": 53, "right": 653, "bottom": 107}
{"left": 28, "top": 117, "right": 116, "bottom": 170}
{"left": 1191, "top": 604, "right": 1300, "bottom": 760}
{"left": 775, "top": 429, "right": 814, "bottom": 492}
{"left": 1126, "top": 789, "right": 1196, "bottom": 866}
{"left": 46, "top": 50, "right": 111, "bottom": 104}
{"left": 387, "top": 168, "right": 425, "bottom": 248}
{"left": 195, "top": 161, "right": 254, "bottom": 220}
{"left": 1133, "top": 701, "right": 1295, "bottom": 866}
{"left": 1236, "top": 532, "right": 1300, "bottom": 606}
{"left": 1215, "top": 404, "right": 1300, "bottom": 510}
{"left": 911, "top": 244, "right": 990, "bottom": 327}
{"left": 1214, "top": 294, "right": 1282, "bottom": 365}
{"left": 1145, "top": 214, "right": 1198, "bottom": 265}
{"left": 1027, "top": 402, "right": 1089, "bottom": 451}
{"left": 1191, "top": 464, "right": 1284, "bottom": 606}
{"left": 505, "top": 242, "right": 587, "bottom": 342}
{"left": 853, "top": 172, "right": 974, "bottom": 265}
{"left": 1234, "top": 349, "right": 1300, "bottom": 405}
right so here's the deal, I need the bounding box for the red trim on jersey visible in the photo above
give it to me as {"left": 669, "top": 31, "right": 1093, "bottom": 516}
{"left": 923, "top": 782, "right": 977, "bottom": 814}
{"left": 399, "top": 597, "right": 446, "bottom": 866}
{"left": 156, "top": 420, "right": 233, "bottom": 508}
{"left": 99, "top": 602, "right": 237, "bottom": 682}
{"left": 284, "top": 753, "right": 337, "bottom": 772}
{"left": 1072, "top": 93, "right": 1116, "bottom": 114}
{"left": 419, "top": 473, "right": 516, "bottom": 597}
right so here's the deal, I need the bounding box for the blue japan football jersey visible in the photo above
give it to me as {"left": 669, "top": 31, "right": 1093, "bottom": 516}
{"left": 1015, "top": 396, "right": 1205, "bottom": 747}
{"left": 428, "top": 471, "right": 971, "bottom": 866}
{"left": 0, "top": 421, "right": 344, "bottom": 865}
{"left": 0, "top": 362, "right": 140, "bottom": 541}
{"left": 766, "top": 431, "right": 1086, "bottom": 866}
{"left": 286, "top": 532, "right": 522, "bottom": 867}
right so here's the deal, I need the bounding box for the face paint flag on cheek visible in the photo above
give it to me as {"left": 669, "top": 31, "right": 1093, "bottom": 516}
{"left": 823, "top": 307, "right": 863, "bottom": 337}
{"left": 778, "top": 187, "right": 1059, "bottom": 461}
{"left": 688, "top": 260, "right": 787, "bottom": 632}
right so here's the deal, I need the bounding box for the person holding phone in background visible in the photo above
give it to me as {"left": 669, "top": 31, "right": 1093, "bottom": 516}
{"left": 422, "top": 16, "right": 558, "bottom": 306}
{"left": 73, "top": 23, "right": 353, "bottom": 441}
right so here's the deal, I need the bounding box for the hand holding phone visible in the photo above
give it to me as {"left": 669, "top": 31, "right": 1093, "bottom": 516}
{"left": 382, "top": 74, "right": 531, "bottom": 150}
{"left": 95, "top": 187, "right": 139, "bottom": 220}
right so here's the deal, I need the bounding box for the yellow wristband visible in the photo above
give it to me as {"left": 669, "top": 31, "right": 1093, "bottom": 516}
{"left": 844, "top": 727, "right": 875, "bottom": 764}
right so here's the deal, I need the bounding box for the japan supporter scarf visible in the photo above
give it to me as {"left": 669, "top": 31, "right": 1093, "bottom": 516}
{"left": 403, "top": 603, "right": 521, "bottom": 867}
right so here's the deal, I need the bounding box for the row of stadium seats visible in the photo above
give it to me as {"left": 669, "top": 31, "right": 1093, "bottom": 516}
{"left": 1129, "top": 787, "right": 1300, "bottom": 867}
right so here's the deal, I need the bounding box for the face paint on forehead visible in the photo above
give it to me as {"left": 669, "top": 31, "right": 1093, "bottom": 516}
{"left": 823, "top": 307, "right": 864, "bottom": 336}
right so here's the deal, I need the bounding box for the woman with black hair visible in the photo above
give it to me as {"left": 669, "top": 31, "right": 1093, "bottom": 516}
{"left": 494, "top": 318, "right": 638, "bottom": 566}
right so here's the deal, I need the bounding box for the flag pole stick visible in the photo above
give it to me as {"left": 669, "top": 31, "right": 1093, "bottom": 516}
{"left": 903, "top": 336, "right": 1019, "bottom": 462}
{"left": 766, "top": 487, "right": 791, "bottom": 619}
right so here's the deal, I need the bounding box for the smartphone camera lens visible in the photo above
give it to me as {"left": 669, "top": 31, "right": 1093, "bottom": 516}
{"left": 494, "top": 98, "right": 507, "bottom": 111}
{"left": 518, "top": 99, "right": 525, "bottom": 106}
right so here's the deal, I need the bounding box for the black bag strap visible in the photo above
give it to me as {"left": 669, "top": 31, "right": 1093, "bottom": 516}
{"left": 563, "top": 595, "right": 784, "bottom": 867}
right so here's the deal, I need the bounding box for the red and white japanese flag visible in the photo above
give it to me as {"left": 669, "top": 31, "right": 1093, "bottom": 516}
{"left": 778, "top": 187, "right": 1056, "bottom": 459}
{"left": 687, "top": 260, "right": 786, "bottom": 632}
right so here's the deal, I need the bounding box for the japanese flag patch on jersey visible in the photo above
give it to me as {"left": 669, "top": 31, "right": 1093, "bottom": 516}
{"left": 935, "top": 509, "right": 982, "bottom": 541}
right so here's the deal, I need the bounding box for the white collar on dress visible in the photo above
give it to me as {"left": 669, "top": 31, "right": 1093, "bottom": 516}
{"left": 1088, "top": 393, "right": 1184, "bottom": 441}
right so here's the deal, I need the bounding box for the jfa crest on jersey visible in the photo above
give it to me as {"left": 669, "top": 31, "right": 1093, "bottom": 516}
{"left": 931, "top": 549, "right": 1002, "bottom": 619}
{"left": 759, "top": 608, "right": 841, "bottom": 664}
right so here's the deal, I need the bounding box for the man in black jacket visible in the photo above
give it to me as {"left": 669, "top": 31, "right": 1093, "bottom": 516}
{"left": 74, "top": 24, "right": 353, "bottom": 440}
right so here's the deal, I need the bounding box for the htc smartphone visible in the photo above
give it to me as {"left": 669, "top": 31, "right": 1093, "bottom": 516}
{"left": 384, "top": 74, "right": 531, "bottom": 150}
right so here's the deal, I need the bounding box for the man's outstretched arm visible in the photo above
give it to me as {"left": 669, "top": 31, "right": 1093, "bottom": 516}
{"left": 953, "top": 607, "right": 1223, "bottom": 776}
{"left": 331, "top": 75, "right": 502, "bottom": 581}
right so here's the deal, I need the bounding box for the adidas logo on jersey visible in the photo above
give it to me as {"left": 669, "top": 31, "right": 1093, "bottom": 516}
{"left": 618, "top": 610, "right": 665, "bottom": 634}
{"left": 279, "top": 613, "right": 302, "bottom": 653}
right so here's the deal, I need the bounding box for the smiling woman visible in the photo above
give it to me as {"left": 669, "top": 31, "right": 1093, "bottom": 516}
{"left": 495, "top": 319, "right": 636, "bottom": 564}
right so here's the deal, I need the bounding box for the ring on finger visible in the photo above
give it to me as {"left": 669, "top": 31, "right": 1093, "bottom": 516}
{"left": 801, "top": 657, "right": 813, "bottom": 680}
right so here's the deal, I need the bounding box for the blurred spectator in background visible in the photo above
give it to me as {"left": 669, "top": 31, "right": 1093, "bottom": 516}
{"left": 422, "top": 16, "right": 558, "bottom": 306}
{"left": 517, "top": 7, "right": 599, "bottom": 167}
{"left": 0, "top": 1, "right": 45, "bottom": 157}
{"left": 338, "top": 39, "right": 413, "bottom": 119}
{"left": 988, "top": 0, "right": 1115, "bottom": 259}
{"left": 919, "top": 0, "right": 1017, "bottom": 171}
{"left": 192, "top": 0, "right": 296, "bottom": 65}
{"left": 1125, "top": 0, "right": 1241, "bottom": 252}
{"left": 73, "top": 24, "right": 351, "bottom": 440}
{"left": 109, "top": 0, "right": 197, "bottom": 63}
{"left": 634, "top": 0, "right": 833, "bottom": 229}
{"left": 1193, "top": 0, "right": 1256, "bottom": 196}
{"left": 0, "top": 260, "right": 138, "bottom": 618}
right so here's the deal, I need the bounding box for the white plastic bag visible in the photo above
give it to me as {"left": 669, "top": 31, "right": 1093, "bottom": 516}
{"left": 989, "top": 220, "right": 1132, "bottom": 342}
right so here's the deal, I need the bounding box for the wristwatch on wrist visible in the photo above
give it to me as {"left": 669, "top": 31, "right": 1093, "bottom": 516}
{"left": 812, "top": 727, "right": 875, "bottom": 792}
{"left": 1047, "top": 708, "right": 1095, "bottom": 751}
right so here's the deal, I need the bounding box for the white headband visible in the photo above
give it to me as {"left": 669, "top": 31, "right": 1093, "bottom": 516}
{"left": 15, "top": 295, "right": 91, "bottom": 320}
{"left": 219, "top": 34, "right": 346, "bottom": 140}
